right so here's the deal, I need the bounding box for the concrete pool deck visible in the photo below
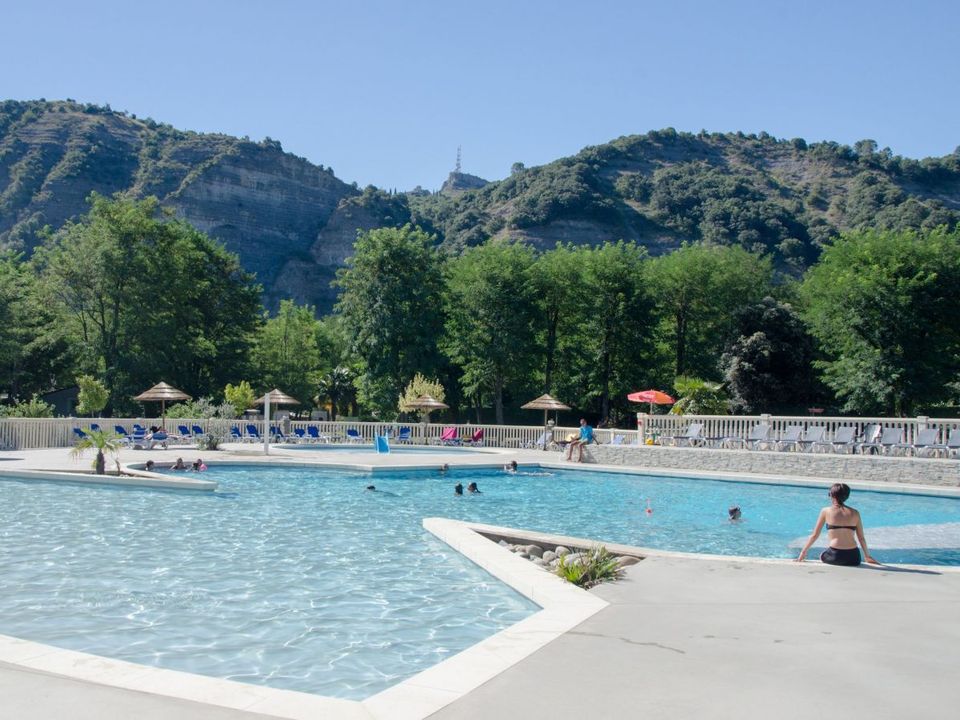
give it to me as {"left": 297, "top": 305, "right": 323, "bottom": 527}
{"left": 1, "top": 446, "right": 959, "bottom": 719}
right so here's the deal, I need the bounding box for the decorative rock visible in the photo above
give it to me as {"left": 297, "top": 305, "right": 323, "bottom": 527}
{"left": 517, "top": 552, "right": 531, "bottom": 560}
{"left": 555, "top": 546, "right": 570, "bottom": 557}
{"left": 616, "top": 556, "right": 640, "bottom": 568}
{"left": 542, "top": 550, "right": 557, "bottom": 563}
{"left": 533, "top": 558, "right": 549, "bottom": 567}
{"left": 525, "top": 544, "right": 544, "bottom": 558}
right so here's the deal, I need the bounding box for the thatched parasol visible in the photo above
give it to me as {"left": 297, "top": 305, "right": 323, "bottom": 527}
{"left": 522, "top": 393, "right": 571, "bottom": 449}
{"left": 254, "top": 389, "right": 301, "bottom": 407}
{"left": 521, "top": 393, "right": 571, "bottom": 426}
{"left": 133, "top": 382, "right": 190, "bottom": 429}
{"left": 405, "top": 394, "right": 449, "bottom": 443}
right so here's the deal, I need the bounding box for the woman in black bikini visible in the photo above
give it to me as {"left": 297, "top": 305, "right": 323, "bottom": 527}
{"left": 796, "top": 483, "right": 879, "bottom": 566}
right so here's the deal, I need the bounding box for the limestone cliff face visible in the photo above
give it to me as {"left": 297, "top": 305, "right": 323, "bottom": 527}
{"left": 0, "top": 100, "right": 358, "bottom": 312}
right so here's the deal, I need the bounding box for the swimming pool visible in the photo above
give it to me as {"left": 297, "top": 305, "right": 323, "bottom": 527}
{"left": 277, "top": 443, "right": 491, "bottom": 454}
{"left": 1, "top": 464, "right": 958, "bottom": 701}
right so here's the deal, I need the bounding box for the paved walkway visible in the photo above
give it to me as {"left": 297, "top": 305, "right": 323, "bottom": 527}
{"left": 430, "top": 555, "right": 960, "bottom": 720}
{"left": 1, "top": 447, "right": 959, "bottom": 718}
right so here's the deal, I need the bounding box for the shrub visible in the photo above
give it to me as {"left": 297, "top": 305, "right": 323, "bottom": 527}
{"left": 555, "top": 546, "right": 623, "bottom": 588}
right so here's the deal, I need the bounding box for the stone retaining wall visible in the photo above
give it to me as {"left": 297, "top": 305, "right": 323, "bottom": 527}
{"left": 585, "top": 445, "right": 960, "bottom": 487}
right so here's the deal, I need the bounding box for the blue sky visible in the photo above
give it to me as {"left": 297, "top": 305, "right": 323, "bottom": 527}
{"left": 2, "top": 0, "right": 957, "bottom": 190}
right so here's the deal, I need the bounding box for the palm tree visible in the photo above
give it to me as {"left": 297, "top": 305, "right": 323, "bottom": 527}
{"left": 316, "top": 366, "right": 355, "bottom": 421}
{"left": 70, "top": 429, "right": 124, "bottom": 475}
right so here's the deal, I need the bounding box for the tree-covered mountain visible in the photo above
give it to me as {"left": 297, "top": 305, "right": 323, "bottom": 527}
{"left": 3, "top": 100, "right": 960, "bottom": 313}
{"left": 0, "top": 99, "right": 357, "bottom": 310}
{"left": 406, "top": 129, "right": 960, "bottom": 267}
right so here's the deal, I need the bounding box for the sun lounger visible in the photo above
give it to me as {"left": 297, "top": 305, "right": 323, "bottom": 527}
{"left": 434, "top": 427, "right": 459, "bottom": 445}
{"left": 774, "top": 425, "right": 804, "bottom": 451}
{"left": 900, "top": 428, "right": 942, "bottom": 457}
{"left": 725, "top": 423, "right": 771, "bottom": 450}
{"left": 796, "top": 426, "right": 826, "bottom": 452}
{"left": 306, "top": 426, "right": 331, "bottom": 443}
{"left": 113, "top": 425, "right": 133, "bottom": 445}
{"left": 464, "top": 428, "right": 484, "bottom": 446}
{"left": 661, "top": 423, "right": 704, "bottom": 447}
{"left": 230, "top": 426, "right": 243, "bottom": 442}
{"left": 396, "top": 426, "right": 413, "bottom": 444}
{"left": 246, "top": 424, "right": 262, "bottom": 442}
{"left": 812, "top": 426, "right": 857, "bottom": 454}
{"left": 345, "top": 428, "right": 364, "bottom": 443}
{"left": 859, "top": 427, "right": 903, "bottom": 455}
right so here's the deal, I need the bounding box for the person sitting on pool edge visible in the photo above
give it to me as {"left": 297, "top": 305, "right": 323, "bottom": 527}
{"left": 796, "top": 483, "right": 879, "bottom": 566}
{"left": 565, "top": 418, "right": 595, "bottom": 462}
{"left": 467, "top": 482, "right": 481, "bottom": 494}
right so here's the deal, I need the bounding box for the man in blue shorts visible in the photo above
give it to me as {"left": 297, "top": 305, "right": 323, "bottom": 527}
{"left": 566, "top": 418, "right": 594, "bottom": 462}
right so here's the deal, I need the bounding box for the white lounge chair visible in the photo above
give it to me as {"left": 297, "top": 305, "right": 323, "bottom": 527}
{"left": 661, "top": 423, "right": 704, "bottom": 447}
{"left": 813, "top": 426, "right": 858, "bottom": 454}
{"left": 775, "top": 425, "right": 804, "bottom": 451}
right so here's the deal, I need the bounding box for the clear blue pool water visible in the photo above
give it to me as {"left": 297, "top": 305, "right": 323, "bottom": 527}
{"left": 1, "top": 464, "right": 958, "bottom": 701}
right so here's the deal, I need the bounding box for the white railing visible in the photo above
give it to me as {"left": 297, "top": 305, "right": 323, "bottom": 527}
{"left": 5, "top": 414, "right": 958, "bottom": 451}
{"left": 637, "top": 413, "right": 960, "bottom": 445}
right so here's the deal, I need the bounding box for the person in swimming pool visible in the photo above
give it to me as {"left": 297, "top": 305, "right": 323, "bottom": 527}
{"left": 796, "top": 483, "right": 879, "bottom": 566}
{"left": 504, "top": 460, "right": 518, "bottom": 473}
{"left": 728, "top": 505, "right": 742, "bottom": 522}
{"left": 467, "top": 482, "right": 481, "bottom": 494}
{"left": 454, "top": 482, "right": 463, "bottom": 496}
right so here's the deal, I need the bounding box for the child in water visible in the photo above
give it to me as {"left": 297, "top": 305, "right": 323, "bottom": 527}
{"left": 454, "top": 482, "right": 463, "bottom": 496}
{"left": 728, "top": 505, "right": 742, "bottom": 522}
{"left": 467, "top": 482, "right": 481, "bottom": 494}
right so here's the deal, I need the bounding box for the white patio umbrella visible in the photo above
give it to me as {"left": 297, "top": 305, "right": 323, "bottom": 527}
{"left": 254, "top": 389, "right": 301, "bottom": 454}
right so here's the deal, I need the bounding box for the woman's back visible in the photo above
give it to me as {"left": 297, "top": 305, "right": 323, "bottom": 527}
{"left": 823, "top": 505, "right": 860, "bottom": 547}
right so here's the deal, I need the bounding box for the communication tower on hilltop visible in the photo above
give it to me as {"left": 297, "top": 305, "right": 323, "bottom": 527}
{"left": 455, "top": 145, "right": 462, "bottom": 173}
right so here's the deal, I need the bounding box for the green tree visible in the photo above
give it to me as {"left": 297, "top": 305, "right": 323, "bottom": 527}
{"left": 251, "top": 300, "right": 322, "bottom": 405}
{"left": 801, "top": 227, "right": 960, "bottom": 414}
{"left": 532, "top": 244, "right": 587, "bottom": 394}
{"left": 443, "top": 241, "right": 540, "bottom": 423}
{"left": 316, "top": 366, "right": 355, "bottom": 420}
{"left": 75, "top": 374, "right": 109, "bottom": 416}
{"left": 577, "top": 241, "right": 656, "bottom": 422}
{"left": 34, "top": 194, "right": 262, "bottom": 413}
{"left": 721, "top": 297, "right": 822, "bottom": 413}
{"left": 670, "top": 376, "right": 729, "bottom": 415}
{"left": 398, "top": 373, "right": 446, "bottom": 418}
{"left": 224, "top": 381, "right": 256, "bottom": 417}
{"left": 0, "top": 252, "right": 73, "bottom": 400}
{"left": 647, "top": 244, "right": 774, "bottom": 379}
{"left": 0, "top": 395, "right": 55, "bottom": 417}
{"left": 70, "top": 428, "right": 123, "bottom": 475}
{"left": 335, "top": 225, "right": 447, "bottom": 416}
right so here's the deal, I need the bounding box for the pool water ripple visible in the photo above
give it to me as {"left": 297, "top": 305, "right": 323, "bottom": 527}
{"left": 1, "top": 464, "right": 958, "bottom": 700}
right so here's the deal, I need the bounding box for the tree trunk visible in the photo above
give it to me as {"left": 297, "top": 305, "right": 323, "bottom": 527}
{"left": 494, "top": 375, "right": 504, "bottom": 425}
{"left": 95, "top": 451, "right": 105, "bottom": 475}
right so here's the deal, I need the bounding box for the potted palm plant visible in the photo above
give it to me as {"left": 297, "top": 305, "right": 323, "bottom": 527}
{"left": 71, "top": 429, "right": 123, "bottom": 475}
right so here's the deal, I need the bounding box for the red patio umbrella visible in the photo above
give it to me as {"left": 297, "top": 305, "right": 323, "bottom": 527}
{"left": 627, "top": 389, "right": 676, "bottom": 415}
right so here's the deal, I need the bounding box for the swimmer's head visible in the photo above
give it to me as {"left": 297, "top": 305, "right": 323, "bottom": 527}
{"left": 366, "top": 485, "right": 376, "bottom": 491}
{"left": 510, "top": 461, "right": 518, "bottom": 470}
{"left": 728, "top": 505, "right": 742, "bottom": 520}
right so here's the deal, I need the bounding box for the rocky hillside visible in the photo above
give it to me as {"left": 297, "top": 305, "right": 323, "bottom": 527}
{"left": 0, "top": 99, "right": 357, "bottom": 310}
{"left": 3, "top": 100, "right": 959, "bottom": 313}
